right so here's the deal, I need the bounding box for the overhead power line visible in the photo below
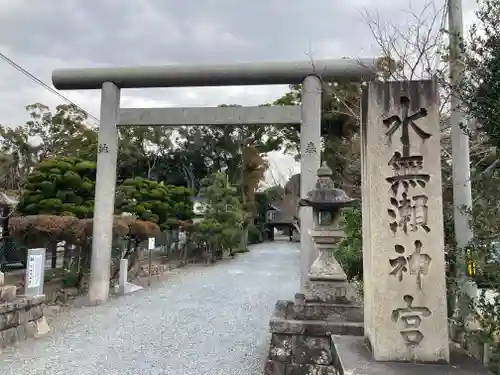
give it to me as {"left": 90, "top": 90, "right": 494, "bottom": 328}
{"left": 0, "top": 51, "right": 100, "bottom": 123}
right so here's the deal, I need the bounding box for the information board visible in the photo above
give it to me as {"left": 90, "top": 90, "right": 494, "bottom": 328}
{"left": 25, "top": 248, "right": 45, "bottom": 296}
{"left": 27, "top": 254, "right": 43, "bottom": 288}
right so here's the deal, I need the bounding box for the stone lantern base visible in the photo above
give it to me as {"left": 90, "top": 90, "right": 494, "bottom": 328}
{"left": 264, "top": 289, "right": 364, "bottom": 374}
{"left": 263, "top": 243, "right": 365, "bottom": 374}
{"left": 304, "top": 278, "right": 349, "bottom": 305}
{"left": 303, "top": 229, "right": 351, "bottom": 304}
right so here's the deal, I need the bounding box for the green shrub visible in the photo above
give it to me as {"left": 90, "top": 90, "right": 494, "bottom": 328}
{"left": 248, "top": 224, "right": 263, "bottom": 245}
{"left": 17, "top": 156, "right": 97, "bottom": 218}
{"left": 336, "top": 203, "right": 363, "bottom": 282}
{"left": 62, "top": 270, "right": 80, "bottom": 288}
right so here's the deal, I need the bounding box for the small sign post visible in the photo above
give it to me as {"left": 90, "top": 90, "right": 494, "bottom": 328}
{"left": 148, "top": 237, "right": 155, "bottom": 250}
{"left": 25, "top": 248, "right": 45, "bottom": 296}
{"left": 148, "top": 237, "right": 155, "bottom": 286}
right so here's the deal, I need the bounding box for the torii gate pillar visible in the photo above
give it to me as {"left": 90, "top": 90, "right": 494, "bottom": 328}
{"left": 300, "top": 75, "right": 322, "bottom": 290}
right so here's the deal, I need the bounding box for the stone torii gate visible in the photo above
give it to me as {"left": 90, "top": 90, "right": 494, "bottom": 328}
{"left": 51, "top": 58, "right": 377, "bottom": 306}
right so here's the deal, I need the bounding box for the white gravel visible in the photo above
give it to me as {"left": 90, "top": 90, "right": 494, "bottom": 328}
{"left": 0, "top": 241, "right": 300, "bottom": 375}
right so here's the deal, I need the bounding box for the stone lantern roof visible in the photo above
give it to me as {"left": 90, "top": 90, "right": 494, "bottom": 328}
{"left": 298, "top": 163, "right": 356, "bottom": 209}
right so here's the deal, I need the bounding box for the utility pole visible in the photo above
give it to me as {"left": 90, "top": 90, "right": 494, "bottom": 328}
{"left": 448, "top": 0, "right": 477, "bottom": 324}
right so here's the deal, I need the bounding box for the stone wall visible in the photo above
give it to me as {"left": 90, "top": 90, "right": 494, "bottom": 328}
{"left": 0, "top": 289, "right": 49, "bottom": 350}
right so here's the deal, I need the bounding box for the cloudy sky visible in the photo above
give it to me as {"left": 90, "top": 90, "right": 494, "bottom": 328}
{"left": 0, "top": 0, "right": 478, "bottom": 185}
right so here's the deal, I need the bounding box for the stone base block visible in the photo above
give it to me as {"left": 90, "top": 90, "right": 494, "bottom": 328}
{"left": 270, "top": 318, "right": 364, "bottom": 337}
{"left": 331, "top": 335, "right": 491, "bottom": 375}
{"left": 293, "top": 335, "right": 332, "bottom": 365}
{"left": 264, "top": 292, "right": 364, "bottom": 375}
{"left": 304, "top": 280, "right": 349, "bottom": 303}
{"left": 31, "top": 316, "right": 50, "bottom": 338}
{"left": 264, "top": 360, "right": 286, "bottom": 375}
{"left": 0, "top": 295, "right": 49, "bottom": 350}
{"left": 295, "top": 302, "right": 363, "bottom": 322}
{"left": 267, "top": 334, "right": 340, "bottom": 371}
{"left": 264, "top": 360, "right": 340, "bottom": 375}
{"left": 114, "top": 282, "right": 143, "bottom": 295}
{"left": 287, "top": 363, "right": 339, "bottom": 375}
{"left": 273, "top": 300, "right": 295, "bottom": 319}
{"left": 0, "top": 285, "right": 17, "bottom": 303}
{"left": 269, "top": 333, "right": 293, "bottom": 362}
{"left": 273, "top": 296, "right": 363, "bottom": 323}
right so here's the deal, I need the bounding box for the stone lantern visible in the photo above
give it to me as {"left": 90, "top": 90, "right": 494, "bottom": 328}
{"left": 298, "top": 162, "right": 356, "bottom": 302}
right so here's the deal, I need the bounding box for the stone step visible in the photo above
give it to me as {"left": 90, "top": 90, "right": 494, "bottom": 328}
{"left": 330, "top": 335, "right": 492, "bottom": 375}
{"left": 0, "top": 285, "right": 17, "bottom": 303}
{"left": 272, "top": 300, "right": 294, "bottom": 319}
{"left": 264, "top": 360, "right": 339, "bottom": 375}
{"left": 294, "top": 302, "right": 363, "bottom": 322}
{"left": 270, "top": 317, "right": 364, "bottom": 337}
{"left": 295, "top": 292, "right": 352, "bottom": 307}
{"left": 272, "top": 299, "right": 363, "bottom": 322}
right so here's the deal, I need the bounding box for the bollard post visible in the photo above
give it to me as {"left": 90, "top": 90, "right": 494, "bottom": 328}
{"left": 148, "top": 249, "right": 152, "bottom": 287}
{"left": 119, "top": 258, "right": 128, "bottom": 294}
{"left": 115, "top": 257, "right": 143, "bottom": 296}
{"left": 147, "top": 237, "right": 155, "bottom": 286}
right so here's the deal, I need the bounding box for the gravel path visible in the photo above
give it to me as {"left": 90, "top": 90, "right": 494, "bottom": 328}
{"left": 0, "top": 241, "right": 300, "bottom": 375}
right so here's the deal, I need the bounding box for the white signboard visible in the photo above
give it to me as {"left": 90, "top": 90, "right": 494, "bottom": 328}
{"left": 27, "top": 254, "right": 43, "bottom": 288}
{"left": 148, "top": 237, "right": 155, "bottom": 250}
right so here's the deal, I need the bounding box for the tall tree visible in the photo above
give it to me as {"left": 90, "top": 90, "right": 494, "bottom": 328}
{"left": 176, "top": 104, "right": 281, "bottom": 186}
{"left": 23, "top": 103, "right": 98, "bottom": 161}
{"left": 117, "top": 126, "right": 173, "bottom": 182}
{"left": 272, "top": 82, "right": 362, "bottom": 194}
{"left": 460, "top": 0, "right": 500, "bottom": 151}
{"left": 263, "top": 185, "right": 285, "bottom": 204}
{"left": 239, "top": 146, "right": 269, "bottom": 248}
{"left": 0, "top": 103, "right": 98, "bottom": 192}
{"left": 0, "top": 124, "right": 37, "bottom": 191}
{"left": 151, "top": 149, "right": 211, "bottom": 191}
{"left": 459, "top": 0, "right": 500, "bottom": 329}
{"left": 194, "top": 172, "right": 245, "bottom": 258}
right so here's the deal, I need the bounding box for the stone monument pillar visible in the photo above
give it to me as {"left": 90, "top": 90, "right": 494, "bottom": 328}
{"left": 361, "top": 80, "right": 449, "bottom": 362}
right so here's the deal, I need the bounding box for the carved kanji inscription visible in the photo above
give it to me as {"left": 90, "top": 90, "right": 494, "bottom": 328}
{"left": 389, "top": 244, "right": 408, "bottom": 281}
{"left": 98, "top": 143, "right": 109, "bottom": 153}
{"left": 388, "top": 241, "right": 432, "bottom": 290}
{"left": 383, "top": 96, "right": 431, "bottom": 157}
{"left": 304, "top": 141, "right": 317, "bottom": 155}
{"left": 408, "top": 240, "right": 432, "bottom": 290}
{"left": 391, "top": 294, "right": 431, "bottom": 346}
{"left": 388, "top": 193, "right": 431, "bottom": 234}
